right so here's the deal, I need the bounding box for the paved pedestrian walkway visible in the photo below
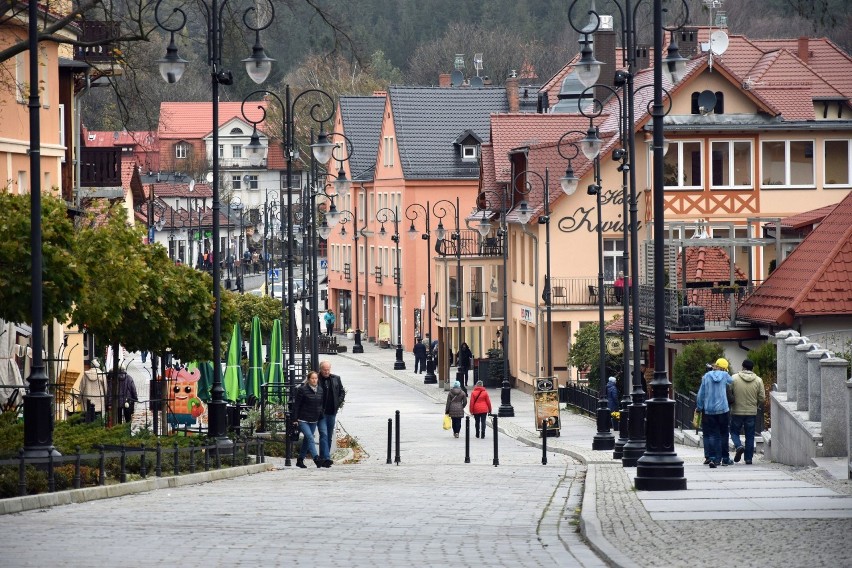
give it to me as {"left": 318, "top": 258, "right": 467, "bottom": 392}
{"left": 339, "top": 337, "right": 852, "bottom": 567}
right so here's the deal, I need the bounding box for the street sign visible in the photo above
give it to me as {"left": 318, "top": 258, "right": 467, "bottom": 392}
{"left": 269, "top": 268, "right": 280, "bottom": 280}
{"left": 148, "top": 227, "right": 154, "bottom": 243}
{"left": 319, "top": 259, "right": 328, "bottom": 270}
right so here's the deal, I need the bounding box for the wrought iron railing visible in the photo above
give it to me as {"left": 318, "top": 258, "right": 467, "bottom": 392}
{"left": 558, "top": 382, "right": 598, "bottom": 417}
{"left": 549, "top": 277, "right": 623, "bottom": 306}
{"left": 436, "top": 230, "right": 503, "bottom": 257}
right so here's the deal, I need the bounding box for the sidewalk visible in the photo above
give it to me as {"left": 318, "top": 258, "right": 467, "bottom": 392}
{"left": 336, "top": 335, "right": 852, "bottom": 567}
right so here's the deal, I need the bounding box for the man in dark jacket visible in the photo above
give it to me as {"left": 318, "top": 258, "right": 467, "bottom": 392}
{"left": 413, "top": 339, "right": 427, "bottom": 374}
{"left": 107, "top": 371, "right": 138, "bottom": 424}
{"left": 317, "top": 360, "right": 346, "bottom": 468}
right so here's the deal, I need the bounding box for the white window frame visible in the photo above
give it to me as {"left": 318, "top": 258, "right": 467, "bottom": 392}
{"left": 710, "top": 140, "right": 753, "bottom": 189}
{"left": 824, "top": 139, "right": 852, "bottom": 188}
{"left": 603, "top": 239, "right": 625, "bottom": 283}
{"left": 175, "top": 143, "right": 188, "bottom": 159}
{"left": 664, "top": 140, "right": 704, "bottom": 190}
{"left": 245, "top": 175, "right": 258, "bottom": 190}
{"left": 15, "top": 53, "right": 26, "bottom": 103}
{"left": 39, "top": 46, "right": 49, "bottom": 107}
{"left": 232, "top": 145, "right": 242, "bottom": 159}
{"left": 58, "top": 104, "right": 65, "bottom": 158}
{"left": 231, "top": 175, "right": 242, "bottom": 190}
{"left": 383, "top": 136, "right": 394, "bottom": 167}
{"left": 760, "top": 139, "right": 816, "bottom": 188}
{"left": 218, "top": 145, "right": 224, "bottom": 159}
{"left": 461, "top": 145, "right": 478, "bottom": 161}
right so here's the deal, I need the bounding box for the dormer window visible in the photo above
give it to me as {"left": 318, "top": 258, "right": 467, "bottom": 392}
{"left": 454, "top": 129, "right": 483, "bottom": 162}
{"left": 230, "top": 127, "right": 244, "bottom": 135}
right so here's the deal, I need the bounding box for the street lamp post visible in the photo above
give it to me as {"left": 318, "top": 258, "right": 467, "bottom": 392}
{"left": 376, "top": 207, "right": 406, "bottom": 370}
{"left": 241, "top": 87, "right": 337, "bottom": 460}
{"left": 432, "top": 199, "right": 462, "bottom": 390}
{"left": 326, "top": 207, "right": 364, "bottom": 356}
{"left": 406, "top": 202, "right": 437, "bottom": 384}
{"left": 155, "top": 0, "right": 275, "bottom": 446}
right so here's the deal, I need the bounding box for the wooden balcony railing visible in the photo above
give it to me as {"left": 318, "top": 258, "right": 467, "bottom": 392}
{"left": 80, "top": 147, "right": 121, "bottom": 187}
{"left": 74, "top": 21, "right": 121, "bottom": 64}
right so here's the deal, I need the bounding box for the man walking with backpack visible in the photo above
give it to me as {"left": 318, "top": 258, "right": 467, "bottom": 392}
{"left": 729, "top": 359, "right": 765, "bottom": 465}
{"left": 696, "top": 358, "right": 733, "bottom": 468}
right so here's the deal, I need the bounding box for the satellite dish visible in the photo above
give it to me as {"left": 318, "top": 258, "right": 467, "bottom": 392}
{"left": 470, "top": 76, "right": 484, "bottom": 88}
{"left": 188, "top": 179, "right": 195, "bottom": 193}
{"left": 710, "top": 30, "right": 729, "bottom": 55}
{"left": 450, "top": 69, "right": 464, "bottom": 87}
{"left": 205, "top": 172, "right": 213, "bottom": 183}
{"left": 697, "top": 90, "right": 717, "bottom": 115}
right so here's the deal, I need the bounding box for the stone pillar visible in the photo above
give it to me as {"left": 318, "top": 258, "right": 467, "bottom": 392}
{"left": 795, "top": 342, "right": 819, "bottom": 411}
{"left": 820, "top": 357, "right": 849, "bottom": 457}
{"left": 807, "top": 349, "right": 831, "bottom": 421}
{"left": 775, "top": 330, "right": 798, "bottom": 392}
{"left": 784, "top": 335, "right": 808, "bottom": 401}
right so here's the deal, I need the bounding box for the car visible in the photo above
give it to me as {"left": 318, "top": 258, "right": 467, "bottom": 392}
{"left": 269, "top": 279, "right": 306, "bottom": 300}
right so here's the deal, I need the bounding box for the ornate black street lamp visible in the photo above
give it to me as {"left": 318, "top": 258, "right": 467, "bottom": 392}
{"left": 155, "top": 0, "right": 275, "bottom": 446}
{"left": 326, "top": 206, "right": 365, "bottom": 355}
{"left": 432, "top": 199, "right": 462, "bottom": 390}
{"left": 376, "top": 207, "right": 406, "bottom": 370}
{"left": 406, "top": 202, "right": 437, "bottom": 384}
{"left": 241, "top": 88, "right": 336, "bottom": 462}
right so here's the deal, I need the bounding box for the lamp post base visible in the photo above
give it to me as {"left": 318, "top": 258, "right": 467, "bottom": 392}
{"left": 592, "top": 398, "right": 615, "bottom": 450}
{"left": 613, "top": 396, "right": 631, "bottom": 459}
{"left": 352, "top": 330, "right": 364, "bottom": 354}
{"left": 498, "top": 378, "right": 514, "bottom": 416}
{"left": 207, "top": 400, "right": 233, "bottom": 449}
{"left": 424, "top": 358, "right": 437, "bottom": 384}
{"left": 622, "top": 395, "right": 647, "bottom": 467}
{"left": 22, "top": 390, "right": 60, "bottom": 458}
{"left": 634, "top": 397, "right": 686, "bottom": 490}
{"left": 393, "top": 345, "right": 406, "bottom": 370}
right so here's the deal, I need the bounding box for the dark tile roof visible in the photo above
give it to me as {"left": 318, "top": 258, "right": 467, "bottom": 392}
{"left": 737, "top": 191, "right": 852, "bottom": 326}
{"left": 388, "top": 87, "right": 508, "bottom": 179}
{"left": 339, "top": 96, "right": 385, "bottom": 182}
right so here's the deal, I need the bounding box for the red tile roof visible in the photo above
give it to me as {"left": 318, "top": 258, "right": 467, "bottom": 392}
{"left": 777, "top": 203, "right": 836, "bottom": 230}
{"left": 85, "top": 130, "right": 157, "bottom": 149}
{"left": 146, "top": 182, "right": 213, "bottom": 199}
{"left": 158, "top": 102, "right": 267, "bottom": 140}
{"left": 676, "top": 246, "right": 748, "bottom": 285}
{"left": 750, "top": 37, "right": 852, "bottom": 98}
{"left": 489, "top": 113, "right": 591, "bottom": 183}
{"left": 479, "top": 143, "right": 498, "bottom": 194}
{"left": 737, "top": 190, "right": 852, "bottom": 326}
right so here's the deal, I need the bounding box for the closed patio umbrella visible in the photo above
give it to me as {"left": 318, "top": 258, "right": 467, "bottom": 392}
{"left": 0, "top": 320, "right": 24, "bottom": 407}
{"left": 188, "top": 361, "right": 213, "bottom": 403}
{"left": 223, "top": 323, "right": 245, "bottom": 403}
{"left": 265, "top": 319, "right": 284, "bottom": 404}
{"left": 245, "top": 316, "right": 264, "bottom": 404}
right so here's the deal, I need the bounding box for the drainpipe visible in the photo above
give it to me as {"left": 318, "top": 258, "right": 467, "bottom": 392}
{"left": 521, "top": 223, "right": 540, "bottom": 378}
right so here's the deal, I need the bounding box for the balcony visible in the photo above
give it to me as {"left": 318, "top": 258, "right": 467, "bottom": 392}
{"left": 74, "top": 21, "right": 121, "bottom": 65}
{"left": 636, "top": 284, "right": 758, "bottom": 332}
{"left": 436, "top": 230, "right": 503, "bottom": 257}
{"left": 78, "top": 147, "right": 122, "bottom": 198}
{"left": 550, "top": 277, "right": 625, "bottom": 307}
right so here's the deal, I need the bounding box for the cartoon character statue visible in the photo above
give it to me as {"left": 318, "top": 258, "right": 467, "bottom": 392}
{"left": 166, "top": 367, "right": 205, "bottom": 428}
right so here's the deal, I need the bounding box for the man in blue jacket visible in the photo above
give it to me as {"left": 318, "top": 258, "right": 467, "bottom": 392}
{"left": 696, "top": 358, "right": 733, "bottom": 468}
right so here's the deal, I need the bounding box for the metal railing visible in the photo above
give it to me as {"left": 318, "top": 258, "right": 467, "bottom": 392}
{"left": 558, "top": 382, "right": 598, "bottom": 417}
{"left": 549, "top": 277, "right": 623, "bottom": 306}
{"left": 436, "top": 230, "right": 503, "bottom": 257}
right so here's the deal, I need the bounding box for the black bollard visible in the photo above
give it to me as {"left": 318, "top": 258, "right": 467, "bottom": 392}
{"left": 542, "top": 420, "right": 548, "bottom": 466}
{"left": 284, "top": 417, "right": 292, "bottom": 467}
{"left": 386, "top": 418, "right": 393, "bottom": 464}
{"left": 394, "top": 410, "right": 401, "bottom": 465}
{"left": 491, "top": 414, "right": 499, "bottom": 467}
{"left": 464, "top": 416, "right": 470, "bottom": 464}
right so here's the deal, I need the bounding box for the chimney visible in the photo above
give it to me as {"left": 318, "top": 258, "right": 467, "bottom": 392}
{"left": 439, "top": 73, "right": 451, "bottom": 88}
{"left": 797, "top": 36, "right": 809, "bottom": 63}
{"left": 594, "top": 26, "right": 617, "bottom": 104}
{"left": 506, "top": 76, "right": 519, "bottom": 113}
{"left": 634, "top": 44, "right": 650, "bottom": 72}
{"left": 678, "top": 27, "right": 700, "bottom": 58}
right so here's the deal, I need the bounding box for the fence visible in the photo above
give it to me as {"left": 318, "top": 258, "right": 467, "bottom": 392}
{"left": 0, "top": 437, "right": 263, "bottom": 498}
{"left": 558, "top": 382, "right": 599, "bottom": 417}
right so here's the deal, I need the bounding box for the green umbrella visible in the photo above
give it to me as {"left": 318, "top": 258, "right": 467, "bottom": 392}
{"left": 223, "top": 323, "right": 245, "bottom": 402}
{"left": 265, "top": 319, "right": 284, "bottom": 404}
{"left": 246, "top": 316, "right": 264, "bottom": 404}
{"left": 192, "top": 361, "right": 214, "bottom": 403}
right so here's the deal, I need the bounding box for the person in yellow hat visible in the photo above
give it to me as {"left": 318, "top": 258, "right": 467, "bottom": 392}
{"left": 696, "top": 357, "right": 733, "bottom": 468}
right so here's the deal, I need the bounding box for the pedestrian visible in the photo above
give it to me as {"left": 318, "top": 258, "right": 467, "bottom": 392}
{"left": 613, "top": 271, "right": 625, "bottom": 304}
{"left": 324, "top": 309, "right": 336, "bottom": 336}
{"left": 696, "top": 358, "right": 733, "bottom": 468}
{"left": 292, "top": 370, "right": 324, "bottom": 468}
{"left": 445, "top": 380, "right": 467, "bottom": 438}
{"left": 413, "top": 339, "right": 427, "bottom": 374}
{"left": 317, "top": 360, "right": 346, "bottom": 468}
{"left": 469, "top": 380, "right": 492, "bottom": 438}
{"left": 729, "top": 359, "right": 765, "bottom": 465}
{"left": 606, "top": 376, "right": 619, "bottom": 411}
{"left": 107, "top": 370, "right": 138, "bottom": 424}
{"left": 457, "top": 342, "right": 473, "bottom": 386}
{"left": 251, "top": 251, "right": 259, "bottom": 274}
{"left": 140, "top": 350, "right": 148, "bottom": 364}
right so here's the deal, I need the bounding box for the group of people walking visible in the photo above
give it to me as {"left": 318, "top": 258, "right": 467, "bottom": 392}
{"left": 696, "top": 358, "right": 765, "bottom": 468}
{"left": 291, "top": 360, "right": 346, "bottom": 468}
{"left": 445, "top": 378, "right": 492, "bottom": 439}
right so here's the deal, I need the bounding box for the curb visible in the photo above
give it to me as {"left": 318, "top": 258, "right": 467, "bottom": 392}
{"left": 579, "top": 465, "right": 641, "bottom": 568}
{"left": 0, "top": 462, "right": 274, "bottom": 515}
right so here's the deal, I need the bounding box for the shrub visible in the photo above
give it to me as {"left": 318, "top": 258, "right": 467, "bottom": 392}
{"left": 672, "top": 341, "right": 724, "bottom": 394}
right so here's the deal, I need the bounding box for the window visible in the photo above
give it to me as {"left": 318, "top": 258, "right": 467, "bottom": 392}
{"left": 462, "top": 145, "right": 478, "bottom": 160}
{"left": 245, "top": 175, "right": 258, "bottom": 190}
{"left": 448, "top": 264, "right": 460, "bottom": 320}
{"left": 14, "top": 53, "right": 25, "bottom": 102}
{"left": 232, "top": 145, "right": 242, "bottom": 159}
{"left": 175, "top": 143, "right": 188, "bottom": 159}
{"left": 383, "top": 136, "right": 394, "bottom": 167}
{"left": 218, "top": 145, "right": 224, "bottom": 159}
{"left": 231, "top": 175, "right": 242, "bottom": 190}
{"left": 711, "top": 141, "right": 752, "bottom": 188}
{"left": 58, "top": 104, "right": 65, "bottom": 154}
{"left": 664, "top": 141, "right": 703, "bottom": 189}
{"left": 824, "top": 140, "right": 851, "bottom": 187}
{"left": 18, "top": 171, "right": 27, "bottom": 193}
{"left": 761, "top": 140, "right": 814, "bottom": 187}
{"left": 229, "top": 127, "right": 244, "bottom": 135}
{"left": 39, "top": 46, "right": 49, "bottom": 107}
{"left": 603, "top": 239, "right": 625, "bottom": 282}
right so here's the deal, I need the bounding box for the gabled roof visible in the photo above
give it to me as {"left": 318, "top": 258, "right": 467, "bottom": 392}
{"left": 84, "top": 130, "right": 157, "bottom": 148}
{"left": 146, "top": 182, "right": 213, "bottom": 199}
{"left": 158, "top": 102, "right": 266, "bottom": 140}
{"left": 388, "top": 86, "right": 508, "bottom": 179}
{"left": 737, "top": 191, "right": 852, "bottom": 326}
{"left": 339, "top": 95, "right": 385, "bottom": 182}
{"left": 750, "top": 37, "right": 852, "bottom": 98}
{"left": 676, "top": 246, "right": 748, "bottom": 284}
{"left": 777, "top": 204, "right": 836, "bottom": 230}
{"left": 489, "top": 113, "right": 590, "bottom": 183}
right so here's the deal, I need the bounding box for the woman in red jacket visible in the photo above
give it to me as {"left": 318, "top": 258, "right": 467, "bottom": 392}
{"left": 468, "top": 380, "right": 492, "bottom": 438}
